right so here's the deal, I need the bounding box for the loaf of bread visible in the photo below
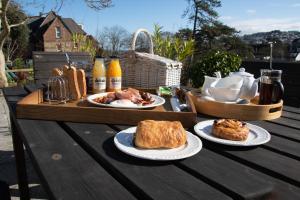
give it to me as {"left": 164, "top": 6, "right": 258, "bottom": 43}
{"left": 212, "top": 119, "right": 249, "bottom": 141}
{"left": 63, "top": 65, "right": 81, "bottom": 100}
{"left": 134, "top": 120, "right": 187, "bottom": 149}
{"left": 77, "top": 69, "right": 87, "bottom": 97}
{"left": 52, "top": 68, "right": 63, "bottom": 76}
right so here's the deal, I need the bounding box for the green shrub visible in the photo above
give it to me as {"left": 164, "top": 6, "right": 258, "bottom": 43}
{"left": 190, "top": 51, "right": 241, "bottom": 87}
{"left": 13, "top": 58, "right": 25, "bottom": 69}
{"left": 152, "top": 24, "right": 194, "bottom": 62}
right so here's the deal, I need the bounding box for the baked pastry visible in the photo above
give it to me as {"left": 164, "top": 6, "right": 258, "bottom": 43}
{"left": 134, "top": 120, "right": 187, "bottom": 149}
{"left": 212, "top": 119, "right": 249, "bottom": 141}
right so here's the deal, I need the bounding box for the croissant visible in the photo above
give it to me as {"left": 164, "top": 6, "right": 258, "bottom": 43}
{"left": 134, "top": 120, "right": 187, "bottom": 149}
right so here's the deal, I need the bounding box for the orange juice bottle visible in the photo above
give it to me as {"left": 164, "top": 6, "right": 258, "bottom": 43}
{"left": 107, "top": 57, "right": 122, "bottom": 92}
{"left": 92, "top": 57, "right": 106, "bottom": 93}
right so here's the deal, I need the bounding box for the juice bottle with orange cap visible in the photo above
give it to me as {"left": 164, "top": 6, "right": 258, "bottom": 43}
{"left": 107, "top": 57, "right": 122, "bottom": 92}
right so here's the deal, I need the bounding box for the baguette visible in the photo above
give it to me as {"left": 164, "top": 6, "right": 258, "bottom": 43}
{"left": 76, "top": 69, "right": 87, "bottom": 97}
{"left": 63, "top": 65, "right": 81, "bottom": 100}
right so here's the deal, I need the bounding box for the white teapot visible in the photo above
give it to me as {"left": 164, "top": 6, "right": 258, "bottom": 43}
{"left": 229, "top": 68, "right": 259, "bottom": 100}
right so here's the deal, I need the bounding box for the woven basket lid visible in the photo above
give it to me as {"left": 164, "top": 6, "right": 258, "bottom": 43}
{"left": 135, "top": 52, "right": 182, "bottom": 69}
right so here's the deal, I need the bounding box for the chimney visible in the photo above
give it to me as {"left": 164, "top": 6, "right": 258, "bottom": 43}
{"left": 78, "top": 23, "right": 84, "bottom": 30}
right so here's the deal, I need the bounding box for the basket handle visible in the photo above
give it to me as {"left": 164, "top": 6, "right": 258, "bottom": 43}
{"left": 131, "top": 28, "right": 154, "bottom": 54}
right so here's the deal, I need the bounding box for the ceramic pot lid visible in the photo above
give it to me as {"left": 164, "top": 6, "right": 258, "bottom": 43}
{"left": 231, "top": 68, "right": 253, "bottom": 77}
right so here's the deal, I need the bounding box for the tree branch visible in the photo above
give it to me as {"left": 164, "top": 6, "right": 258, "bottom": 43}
{"left": 9, "top": 18, "right": 27, "bottom": 28}
{"left": 0, "top": 0, "right": 11, "bottom": 49}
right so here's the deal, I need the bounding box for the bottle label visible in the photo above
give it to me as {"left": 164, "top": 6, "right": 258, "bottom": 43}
{"left": 94, "top": 77, "right": 106, "bottom": 90}
{"left": 109, "top": 77, "right": 122, "bottom": 89}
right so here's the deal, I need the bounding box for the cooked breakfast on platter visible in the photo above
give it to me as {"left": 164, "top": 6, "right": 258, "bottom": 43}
{"left": 93, "top": 88, "right": 154, "bottom": 106}
{"left": 134, "top": 120, "right": 187, "bottom": 149}
{"left": 212, "top": 119, "right": 249, "bottom": 141}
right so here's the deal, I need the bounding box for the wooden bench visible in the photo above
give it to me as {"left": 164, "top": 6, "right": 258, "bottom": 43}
{"left": 33, "top": 51, "right": 92, "bottom": 84}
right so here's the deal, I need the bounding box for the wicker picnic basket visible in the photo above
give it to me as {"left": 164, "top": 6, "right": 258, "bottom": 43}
{"left": 120, "top": 28, "right": 182, "bottom": 89}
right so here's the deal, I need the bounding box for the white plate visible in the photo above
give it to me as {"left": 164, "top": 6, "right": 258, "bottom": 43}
{"left": 194, "top": 120, "right": 271, "bottom": 146}
{"left": 87, "top": 92, "right": 165, "bottom": 109}
{"left": 114, "top": 127, "right": 202, "bottom": 160}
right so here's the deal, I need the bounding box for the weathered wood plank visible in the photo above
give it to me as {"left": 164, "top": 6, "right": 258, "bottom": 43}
{"left": 64, "top": 122, "right": 231, "bottom": 200}
{"left": 263, "top": 134, "right": 300, "bottom": 160}
{"left": 283, "top": 106, "right": 300, "bottom": 114}
{"left": 3, "top": 87, "right": 28, "bottom": 97}
{"left": 250, "top": 121, "right": 300, "bottom": 142}
{"left": 17, "top": 120, "right": 136, "bottom": 200}
{"left": 24, "top": 84, "right": 44, "bottom": 93}
{"left": 268, "top": 117, "right": 300, "bottom": 130}
{"left": 282, "top": 111, "right": 300, "bottom": 121}
{"left": 203, "top": 141, "right": 300, "bottom": 187}
{"left": 178, "top": 148, "right": 300, "bottom": 200}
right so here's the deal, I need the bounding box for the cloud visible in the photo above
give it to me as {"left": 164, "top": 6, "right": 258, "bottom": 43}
{"left": 227, "top": 18, "right": 300, "bottom": 34}
{"left": 219, "top": 16, "right": 233, "bottom": 21}
{"left": 291, "top": 3, "right": 300, "bottom": 7}
{"left": 246, "top": 9, "right": 256, "bottom": 14}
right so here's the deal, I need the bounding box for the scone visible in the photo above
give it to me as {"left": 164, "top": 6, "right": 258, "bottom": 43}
{"left": 134, "top": 120, "right": 187, "bottom": 149}
{"left": 212, "top": 119, "right": 249, "bottom": 141}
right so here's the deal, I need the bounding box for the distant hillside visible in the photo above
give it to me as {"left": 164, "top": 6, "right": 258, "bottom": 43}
{"left": 242, "top": 30, "right": 300, "bottom": 44}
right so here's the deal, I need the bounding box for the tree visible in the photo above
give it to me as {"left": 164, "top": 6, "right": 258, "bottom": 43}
{"left": 4, "top": 1, "right": 29, "bottom": 61}
{"left": 0, "top": 0, "right": 112, "bottom": 87}
{"left": 198, "top": 21, "right": 237, "bottom": 49}
{"left": 97, "top": 25, "right": 130, "bottom": 55}
{"left": 72, "top": 33, "right": 98, "bottom": 59}
{"left": 183, "top": 0, "right": 221, "bottom": 38}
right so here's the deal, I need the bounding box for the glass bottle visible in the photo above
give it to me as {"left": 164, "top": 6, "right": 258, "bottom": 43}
{"left": 92, "top": 57, "right": 106, "bottom": 93}
{"left": 107, "top": 57, "right": 122, "bottom": 92}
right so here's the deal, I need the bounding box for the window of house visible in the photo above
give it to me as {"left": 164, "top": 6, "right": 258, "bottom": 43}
{"left": 74, "top": 42, "right": 78, "bottom": 49}
{"left": 55, "top": 27, "right": 61, "bottom": 38}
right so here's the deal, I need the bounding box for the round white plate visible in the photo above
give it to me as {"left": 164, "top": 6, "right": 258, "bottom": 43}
{"left": 87, "top": 92, "right": 165, "bottom": 109}
{"left": 194, "top": 120, "right": 271, "bottom": 146}
{"left": 114, "top": 127, "right": 202, "bottom": 160}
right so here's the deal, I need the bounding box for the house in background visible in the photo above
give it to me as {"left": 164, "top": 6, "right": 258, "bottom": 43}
{"left": 27, "top": 11, "right": 86, "bottom": 53}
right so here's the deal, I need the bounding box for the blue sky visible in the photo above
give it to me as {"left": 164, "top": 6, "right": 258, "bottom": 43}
{"left": 23, "top": 0, "right": 300, "bottom": 36}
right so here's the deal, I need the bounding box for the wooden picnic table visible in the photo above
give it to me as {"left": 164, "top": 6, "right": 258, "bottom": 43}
{"left": 3, "top": 84, "right": 300, "bottom": 200}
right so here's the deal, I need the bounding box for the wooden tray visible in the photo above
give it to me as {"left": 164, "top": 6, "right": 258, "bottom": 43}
{"left": 16, "top": 90, "right": 197, "bottom": 128}
{"left": 191, "top": 91, "right": 282, "bottom": 120}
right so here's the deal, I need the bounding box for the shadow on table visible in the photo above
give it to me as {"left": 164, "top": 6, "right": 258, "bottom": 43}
{"left": 0, "top": 150, "right": 48, "bottom": 199}
{"left": 102, "top": 136, "right": 175, "bottom": 166}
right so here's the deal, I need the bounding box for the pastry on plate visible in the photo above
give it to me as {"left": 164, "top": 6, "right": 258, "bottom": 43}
{"left": 134, "top": 120, "right": 187, "bottom": 149}
{"left": 212, "top": 119, "right": 249, "bottom": 141}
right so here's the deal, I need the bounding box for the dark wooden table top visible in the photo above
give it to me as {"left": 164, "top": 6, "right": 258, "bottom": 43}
{"left": 4, "top": 85, "right": 300, "bottom": 200}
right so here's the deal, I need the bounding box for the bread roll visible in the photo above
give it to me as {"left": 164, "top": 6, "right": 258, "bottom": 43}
{"left": 212, "top": 119, "right": 249, "bottom": 141}
{"left": 134, "top": 120, "right": 187, "bottom": 149}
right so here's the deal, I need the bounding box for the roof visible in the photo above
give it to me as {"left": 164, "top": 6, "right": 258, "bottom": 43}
{"left": 61, "top": 18, "right": 86, "bottom": 35}
{"left": 27, "top": 11, "right": 86, "bottom": 35}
